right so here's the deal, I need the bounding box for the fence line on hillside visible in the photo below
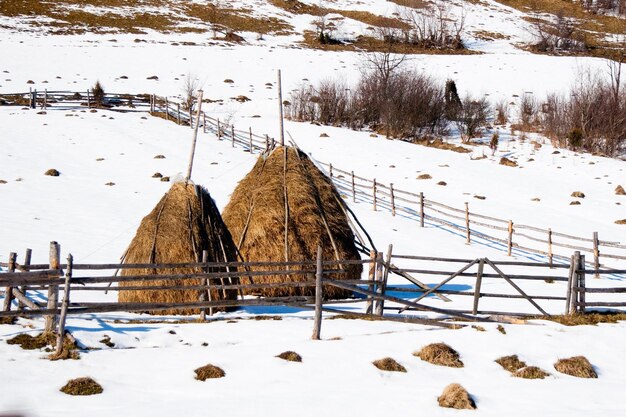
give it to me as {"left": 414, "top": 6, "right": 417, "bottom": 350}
{"left": 1, "top": 91, "right": 625, "bottom": 270}
{"left": 2, "top": 242, "right": 625, "bottom": 355}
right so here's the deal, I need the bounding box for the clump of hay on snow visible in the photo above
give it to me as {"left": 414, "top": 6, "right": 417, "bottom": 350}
{"left": 372, "top": 357, "right": 407, "bottom": 373}
{"left": 437, "top": 383, "right": 476, "bottom": 410}
{"left": 222, "top": 146, "right": 363, "bottom": 299}
{"left": 414, "top": 343, "right": 464, "bottom": 368}
{"left": 195, "top": 364, "right": 226, "bottom": 380}
{"left": 276, "top": 351, "right": 302, "bottom": 362}
{"left": 495, "top": 354, "right": 526, "bottom": 373}
{"left": 60, "top": 377, "right": 103, "bottom": 396}
{"left": 119, "top": 182, "right": 239, "bottom": 315}
{"left": 554, "top": 356, "right": 597, "bottom": 378}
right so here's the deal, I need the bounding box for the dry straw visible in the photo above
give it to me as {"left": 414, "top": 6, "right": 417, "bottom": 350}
{"left": 222, "top": 146, "right": 363, "bottom": 298}
{"left": 60, "top": 377, "right": 103, "bottom": 396}
{"left": 437, "top": 383, "right": 476, "bottom": 410}
{"left": 194, "top": 364, "right": 226, "bottom": 380}
{"left": 119, "top": 182, "right": 239, "bottom": 315}
{"left": 414, "top": 343, "right": 464, "bottom": 368}
{"left": 495, "top": 355, "right": 526, "bottom": 373}
{"left": 554, "top": 356, "right": 597, "bottom": 378}
{"left": 276, "top": 351, "right": 302, "bottom": 362}
{"left": 513, "top": 366, "right": 550, "bottom": 379}
{"left": 372, "top": 357, "right": 407, "bottom": 372}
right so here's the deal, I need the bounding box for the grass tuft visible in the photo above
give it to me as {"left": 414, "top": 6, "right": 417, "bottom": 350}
{"left": 437, "top": 383, "right": 476, "bottom": 409}
{"left": 554, "top": 356, "right": 597, "bottom": 378}
{"left": 414, "top": 343, "right": 463, "bottom": 368}
{"left": 60, "top": 377, "right": 103, "bottom": 396}
{"left": 495, "top": 355, "right": 527, "bottom": 373}
{"left": 513, "top": 366, "right": 550, "bottom": 379}
{"left": 276, "top": 351, "right": 302, "bottom": 362}
{"left": 194, "top": 364, "right": 225, "bottom": 380}
{"left": 372, "top": 357, "right": 407, "bottom": 373}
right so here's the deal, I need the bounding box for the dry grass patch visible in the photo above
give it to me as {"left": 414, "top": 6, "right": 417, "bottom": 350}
{"left": 60, "top": 377, "right": 103, "bottom": 396}
{"left": 616, "top": 219, "right": 626, "bottom": 225}
{"left": 473, "top": 30, "right": 511, "bottom": 41}
{"left": 499, "top": 157, "right": 518, "bottom": 167}
{"left": 417, "top": 173, "right": 432, "bottom": 180}
{"left": 372, "top": 357, "right": 407, "bottom": 373}
{"left": 413, "top": 138, "right": 472, "bottom": 153}
{"left": 7, "top": 332, "right": 56, "bottom": 350}
{"left": 276, "top": 351, "right": 302, "bottom": 362}
{"left": 571, "top": 191, "right": 585, "bottom": 198}
{"left": 194, "top": 364, "right": 225, "bottom": 380}
{"left": 438, "top": 383, "right": 476, "bottom": 410}
{"left": 616, "top": 185, "right": 625, "bottom": 195}
{"left": 495, "top": 355, "right": 526, "bottom": 373}
{"left": 45, "top": 168, "right": 60, "bottom": 176}
{"left": 414, "top": 343, "right": 463, "bottom": 368}
{"left": 513, "top": 366, "right": 550, "bottom": 379}
{"left": 554, "top": 356, "right": 597, "bottom": 378}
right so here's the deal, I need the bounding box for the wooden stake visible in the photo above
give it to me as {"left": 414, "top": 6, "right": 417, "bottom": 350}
{"left": 375, "top": 245, "right": 392, "bottom": 316}
{"left": 203, "top": 112, "right": 207, "bottom": 134}
{"left": 390, "top": 184, "right": 396, "bottom": 216}
{"left": 593, "top": 231, "right": 600, "bottom": 279}
{"left": 419, "top": 192, "right": 425, "bottom": 227}
{"left": 249, "top": 127, "right": 254, "bottom": 154}
{"left": 177, "top": 103, "right": 181, "bottom": 125}
{"left": 311, "top": 246, "right": 323, "bottom": 340}
{"left": 465, "top": 202, "right": 470, "bottom": 244}
{"left": 351, "top": 171, "right": 356, "bottom": 203}
{"left": 54, "top": 254, "right": 73, "bottom": 356}
{"left": 578, "top": 254, "right": 586, "bottom": 313}
{"left": 43, "top": 89, "right": 47, "bottom": 110}
{"left": 199, "top": 250, "right": 211, "bottom": 320}
{"left": 2, "top": 252, "right": 16, "bottom": 312}
{"left": 329, "top": 163, "right": 333, "bottom": 179}
{"left": 548, "top": 228, "right": 553, "bottom": 268}
{"left": 185, "top": 90, "right": 204, "bottom": 184}
{"left": 165, "top": 98, "right": 169, "bottom": 120}
{"left": 507, "top": 220, "right": 513, "bottom": 256}
{"left": 277, "top": 69, "right": 285, "bottom": 146}
{"left": 217, "top": 119, "right": 221, "bottom": 140}
{"left": 373, "top": 179, "right": 377, "bottom": 211}
{"left": 472, "top": 258, "right": 484, "bottom": 315}
{"left": 18, "top": 248, "right": 32, "bottom": 311}
{"left": 44, "top": 242, "right": 60, "bottom": 334}
{"left": 231, "top": 126, "right": 235, "bottom": 147}
{"left": 365, "top": 250, "right": 376, "bottom": 314}
{"left": 565, "top": 253, "right": 576, "bottom": 315}
{"left": 86, "top": 90, "right": 90, "bottom": 108}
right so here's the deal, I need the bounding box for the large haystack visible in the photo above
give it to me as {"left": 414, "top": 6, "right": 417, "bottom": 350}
{"left": 119, "top": 182, "right": 239, "bottom": 315}
{"left": 222, "top": 146, "right": 362, "bottom": 298}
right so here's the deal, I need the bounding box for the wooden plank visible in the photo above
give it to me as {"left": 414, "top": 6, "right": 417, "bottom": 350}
{"left": 375, "top": 245, "right": 392, "bottom": 316}
{"left": 2, "top": 252, "right": 17, "bottom": 312}
{"left": 365, "top": 250, "right": 376, "bottom": 314}
{"left": 507, "top": 220, "right": 514, "bottom": 256}
{"left": 578, "top": 254, "right": 586, "bottom": 313}
{"left": 472, "top": 258, "right": 485, "bottom": 315}
{"left": 593, "top": 231, "right": 600, "bottom": 279}
{"left": 419, "top": 192, "right": 424, "bottom": 227}
{"left": 387, "top": 265, "right": 451, "bottom": 302}
{"left": 565, "top": 254, "right": 576, "bottom": 315}
{"left": 44, "top": 242, "right": 61, "bottom": 334}
{"left": 312, "top": 246, "right": 323, "bottom": 340}
{"left": 55, "top": 254, "right": 73, "bottom": 356}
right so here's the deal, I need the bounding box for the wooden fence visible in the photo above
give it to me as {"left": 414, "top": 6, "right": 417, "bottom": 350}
{"left": 1, "top": 91, "right": 625, "bottom": 270}
{"left": 2, "top": 242, "right": 625, "bottom": 356}
{"left": 0, "top": 90, "right": 151, "bottom": 110}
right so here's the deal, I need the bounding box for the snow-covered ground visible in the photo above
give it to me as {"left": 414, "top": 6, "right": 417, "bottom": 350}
{"left": 1, "top": 1, "right": 626, "bottom": 416}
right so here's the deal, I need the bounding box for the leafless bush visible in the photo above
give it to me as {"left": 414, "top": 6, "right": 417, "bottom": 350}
{"left": 531, "top": 11, "right": 586, "bottom": 54}
{"left": 495, "top": 99, "right": 508, "bottom": 125}
{"left": 181, "top": 73, "right": 202, "bottom": 111}
{"left": 402, "top": 5, "right": 465, "bottom": 50}
{"left": 540, "top": 68, "right": 626, "bottom": 155}
{"left": 519, "top": 93, "right": 538, "bottom": 129}
{"left": 454, "top": 95, "right": 490, "bottom": 143}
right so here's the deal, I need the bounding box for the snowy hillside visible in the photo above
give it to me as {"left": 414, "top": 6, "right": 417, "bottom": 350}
{"left": 1, "top": 1, "right": 626, "bottom": 416}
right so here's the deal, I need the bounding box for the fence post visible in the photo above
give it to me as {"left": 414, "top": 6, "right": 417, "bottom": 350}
{"left": 203, "top": 113, "right": 207, "bottom": 133}
{"left": 365, "top": 250, "right": 376, "bottom": 314}
{"left": 472, "top": 258, "right": 485, "bottom": 315}
{"left": 465, "top": 202, "right": 471, "bottom": 244}
{"left": 375, "top": 245, "right": 392, "bottom": 316}
{"left": 390, "top": 184, "right": 396, "bottom": 217}
{"left": 2, "top": 252, "right": 17, "bottom": 312}
{"left": 265, "top": 134, "right": 269, "bottom": 151}
{"left": 351, "top": 171, "right": 356, "bottom": 203}
{"left": 565, "top": 253, "right": 577, "bottom": 315}
{"left": 420, "top": 192, "right": 425, "bottom": 227}
{"left": 507, "top": 220, "right": 514, "bottom": 256}
{"left": 43, "top": 89, "right": 47, "bottom": 110}
{"left": 217, "top": 119, "right": 221, "bottom": 140}
{"left": 165, "top": 98, "right": 169, "bottom": 120}
{"left": 231, "top": 126, "right": 235, "bottom": 147}
{"left": 177, "top": 103, "right": 181, "bottom": 125}
{"left": 44, "top": 241, "right": 61, "bottom": 334}
{"left": 372, "top": 179, "right": 377, "bottom": 211}
{"left": 577, "top": 254, "right": 586, "bottom": 313}
{"left": 86, "top": 90, "right": 90, "bottom": 108}
{"left": 312, "top": 246, "right": 323, "bottom": 340}
{"left": 199, "top": 250, "right": 211, "bottom": 320}
{"left": 329, "top": 163, "right": 333, "bottom": 179}
{"left": 548, "top": 228, "right": 553, "bottom": 268}
{"left": 593, "top": 231, "right": 600, "bottom": 279}
{"left": 249, "top": 127, "right": 254, "bottom": 154}
{"left": 54, "top": 254, "right": 73, "bottom": 356}
{"left": 18, "top": 248, "right": 32, "bottom": 311}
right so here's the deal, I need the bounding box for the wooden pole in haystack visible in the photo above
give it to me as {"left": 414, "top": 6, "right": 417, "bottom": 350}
{"left": 312, "top": 246, "right": 323, "bottom": 340}
{"left": 185, "top": 90, "right": 204, "bottom": 184}
{"left": 278, "top": 69, "right": 285, "bottom": 147}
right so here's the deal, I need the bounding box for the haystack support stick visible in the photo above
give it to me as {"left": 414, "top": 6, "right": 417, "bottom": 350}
{"left": 186, "top": 90, "right": 204, "bottom": 183}
{"left": 278, "top": 69, "right": 285, "bottom": 147}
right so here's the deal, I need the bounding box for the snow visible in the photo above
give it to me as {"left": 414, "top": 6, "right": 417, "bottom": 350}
{"left": 1, "top": 1, "right": 626, "bottom": 416}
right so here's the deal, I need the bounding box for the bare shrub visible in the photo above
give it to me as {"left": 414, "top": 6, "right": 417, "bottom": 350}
{"left": 60, "top": 377, "right": 103, "bottom": 395}
{"left": 437, "top": 383, "right": 476, "bottom": 410}
{"left": 495, "top": 99, "right": 508, "bottom": 125}
{"left": 519, "top": 93, "right": 538, "bottom": 130}
{"left": 513, "top": 366, "right": 550, "bottom": 379}
{"left": 372, "top": 357, "right": 407, "bottom": 372}
{"left": 92, "top": 80, "right": 105, "bottom": 106}
{"left": 414, "top": 343, "right": 463, "bottom": 367}
{"left": 181, "top": 73, "right": 202, "bottom": 111}
{"left": 402, "top": 4, "right": 465, "bottom": 50}
{"left": 554, "top": 356, "right": 597, "bottom": 378}
{"left": 455, "top": 95, "right": 490, "bottom": 143}
{"left": 530, "top": 11, "right": 587, "bottom": 54}
{"left": 495, "top": 354, "right": 526, "bottom": 373}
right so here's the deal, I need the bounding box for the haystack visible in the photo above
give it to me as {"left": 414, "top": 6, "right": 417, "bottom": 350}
{"left": 118, "top": 182, "right": 239, "bottom": 315}
{"left": 222, "top": 146, "right": 363, "bottom": 299}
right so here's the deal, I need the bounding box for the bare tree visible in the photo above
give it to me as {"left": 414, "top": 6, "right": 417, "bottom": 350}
{"left": 207, "top": 0, "right": 222, "bottom": 38}
{"left": 181, "top": 73, "right": 203, "bottom": 111}
{"left": 455, "top": 95, "right": 490, "bottom": 143}
{"left": 402, "top": 4, "right": 465, "bottom": 50}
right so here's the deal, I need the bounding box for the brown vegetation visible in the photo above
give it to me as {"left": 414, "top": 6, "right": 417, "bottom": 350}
{"left": 277, "top": 351, "right": 303, "bottom": 362}
{"left": 615, "top": 185, "right": 625, "bottom": 195}
{"left": 437, "top": 383, "right": 476, "bottom": 410}
{"left": 414, "top": 343, "right": 464, "bottom": 367}
{"left": 513, "top": 366, "right": 550, "bottom": 379}
{"left": 194, "top": 364, "right": 226, "bottom": 380}
{"left": 222, "top": 147, "right": 362, "bottom": 299}
{"left": 372, "top": 357, "right": 407, "bottom": 372}
{"left": 554, "top": 356, "right": 597, "bottom": 378}
{"left": 500, "top": 157, "right": 518, "bottom": 167}
{"left": 495, "top": 355, "right": 527, "bottom": 372}
{"left": 119, "top": 182, "right": 239, "bottom": 315}
{"left": 45, "top": 168, "right": 60, "bottom": 176}
{"left": 60, "top": 377, "right": 103, "bottom": 395}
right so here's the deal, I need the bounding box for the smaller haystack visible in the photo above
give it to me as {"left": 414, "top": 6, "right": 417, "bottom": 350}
{"left": 222, "top": 146, "right": 363, "bottom": 299}
{"left": 118, "top": 182, "right": 239, "bottom": 315}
